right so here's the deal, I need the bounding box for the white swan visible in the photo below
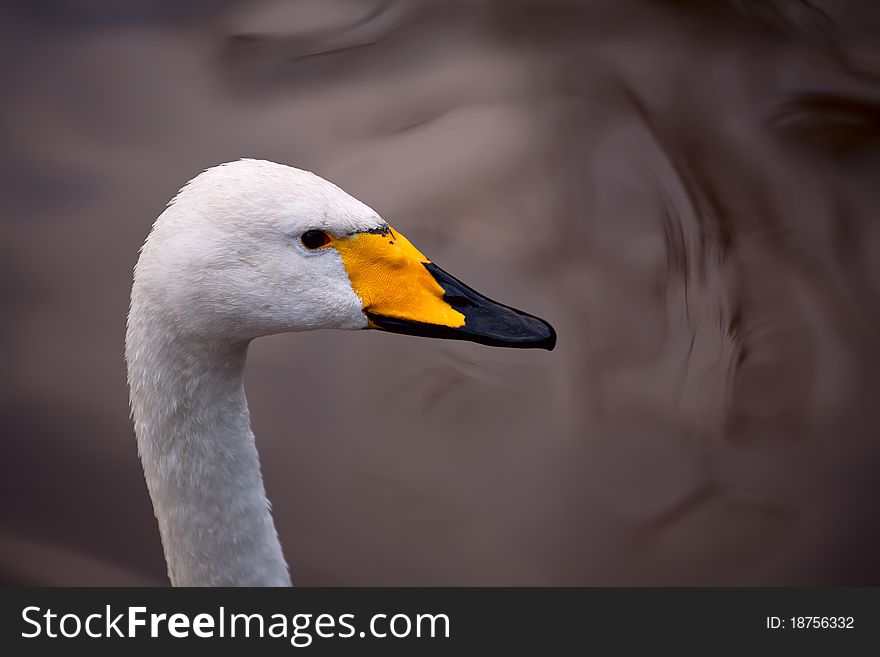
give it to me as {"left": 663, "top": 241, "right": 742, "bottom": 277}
{"left": 125, "top": 159, "right": 555, "bottom": 586}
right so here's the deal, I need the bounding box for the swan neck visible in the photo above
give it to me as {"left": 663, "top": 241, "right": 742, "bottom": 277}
{"left": 126, "top": 323, "right": 291, "bottom": 586}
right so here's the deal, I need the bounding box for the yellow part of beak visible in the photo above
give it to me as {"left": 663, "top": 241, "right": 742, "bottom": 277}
{"left": 333, "top": 226, "right": 466, "bottom": 328}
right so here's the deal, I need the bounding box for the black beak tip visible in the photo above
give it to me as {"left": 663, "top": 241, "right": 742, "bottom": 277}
{"left": 538, "top": 321, "right": 557, "bottom": 351}
{"left": 514, "top": 313, "right": 556, "bottom": 351}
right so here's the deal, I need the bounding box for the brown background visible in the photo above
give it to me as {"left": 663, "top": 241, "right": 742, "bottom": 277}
{"left": 2, "top": 0, "right": 880, "bottom": 586}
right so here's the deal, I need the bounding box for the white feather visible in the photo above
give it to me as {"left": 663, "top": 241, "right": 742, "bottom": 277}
{"left": 125, "top": 159, "right": 382, "bottom": 586}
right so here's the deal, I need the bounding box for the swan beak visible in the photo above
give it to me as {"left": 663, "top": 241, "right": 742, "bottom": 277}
{"left": 333, "top": 225, "right": 556, "bottom": 350}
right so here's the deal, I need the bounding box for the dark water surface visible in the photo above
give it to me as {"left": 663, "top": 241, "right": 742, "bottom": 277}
{"left": 2, "top": 0, "right": 880, "bottom": 585}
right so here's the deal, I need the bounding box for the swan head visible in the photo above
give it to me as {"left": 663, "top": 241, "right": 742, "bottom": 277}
{"left": 132, "top": 159, "right": 555, "bottom": 349}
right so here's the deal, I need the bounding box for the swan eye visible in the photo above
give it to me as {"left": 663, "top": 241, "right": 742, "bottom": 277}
{"left": 301, "top": 229, "right": 331, "bottom": 249}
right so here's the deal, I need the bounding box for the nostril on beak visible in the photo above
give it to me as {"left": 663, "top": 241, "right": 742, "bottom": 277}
{"left": 443, "top": 294, "right": 475, "bottom": 308}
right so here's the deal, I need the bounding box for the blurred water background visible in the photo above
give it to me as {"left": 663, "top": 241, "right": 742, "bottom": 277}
{"left": 2, "top": 0, "right": 880, "bottom": 585}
